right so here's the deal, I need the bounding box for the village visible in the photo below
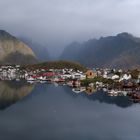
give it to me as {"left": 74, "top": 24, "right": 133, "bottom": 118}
{"left": 0, "top": 65, "right": 140, "bottom": 103}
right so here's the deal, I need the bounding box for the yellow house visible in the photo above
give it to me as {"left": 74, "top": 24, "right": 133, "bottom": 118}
{"left": 85, "top": 70, "right": 96, "bottom": 79}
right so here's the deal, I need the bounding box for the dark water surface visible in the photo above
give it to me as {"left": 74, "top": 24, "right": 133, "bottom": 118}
{"left": 0, "top": 81, "right": 140, "bottom": 140}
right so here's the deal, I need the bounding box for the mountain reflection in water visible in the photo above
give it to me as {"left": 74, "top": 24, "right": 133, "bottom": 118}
{"left": 64, "top": 86, "right": 133, "bottom": 108}
{"left": 0, "top": 81, "right": 34, "bottom": 110}
{"left": 0, "top": 81, "right": 135, "bottom": 110}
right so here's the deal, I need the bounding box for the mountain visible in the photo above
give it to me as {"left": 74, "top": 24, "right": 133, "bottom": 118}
{"left": 20, "top": 37, "right": 50, "bottom": 62}
{"left": 60, "top": 32, "right": 140, "bottom": 69}
{"left": 0, "top": 30, "right": 37, "bottom": 65}
{"left": 60, "top": 42, "right": 81, "bottom": 61}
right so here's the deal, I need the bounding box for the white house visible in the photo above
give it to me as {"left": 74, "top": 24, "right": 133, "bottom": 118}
{"left": 61, "top": 74, "right": 72, "bottom": 79}
{"left": 104, "top": 73, "right": 119, "bottom": 80}
{"left": 119, "top": 74, "right": 132, "bottom": 81}
{"left": 111, "top": 74, "right": 120, "bottom": 80}
{"left": 71, "top": 72, "right": 86, "bottom": 80}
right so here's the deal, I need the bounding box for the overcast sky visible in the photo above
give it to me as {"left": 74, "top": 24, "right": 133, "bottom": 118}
{"left": 0, "top": 0, "right": 140, "bottom": 57}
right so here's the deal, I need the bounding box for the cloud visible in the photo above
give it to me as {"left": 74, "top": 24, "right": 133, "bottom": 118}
{"left": 0, "top": 0, "right": 140, "bottom": 56}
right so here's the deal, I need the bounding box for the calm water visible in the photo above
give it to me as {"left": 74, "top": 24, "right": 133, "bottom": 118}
{"left": 0, "top": 81, "right": 140, "bottom": 140}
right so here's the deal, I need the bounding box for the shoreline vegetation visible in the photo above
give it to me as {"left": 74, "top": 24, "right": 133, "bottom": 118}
{"left": 23, "top": 60, "right": 87, "bottom": 71}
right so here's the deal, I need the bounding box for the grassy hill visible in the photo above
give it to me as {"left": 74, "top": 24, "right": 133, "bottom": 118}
{"left": 24, "top": 60, "right": 86, "bottom": 71}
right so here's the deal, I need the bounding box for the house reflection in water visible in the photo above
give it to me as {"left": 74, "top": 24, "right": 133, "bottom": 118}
{"left": 70, "top": 86, "right": 133, "bottom": 108}
{"left": 85, "top": 87, "right": 97, "bottom": 95}
{"left": 0, "top": 81, "right": 34, "bottom": 110}
{"left": 72, "top": 86, "right": 97, "bottom": 95}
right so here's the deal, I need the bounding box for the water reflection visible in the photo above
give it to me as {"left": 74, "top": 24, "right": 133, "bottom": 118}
{"left": 0, "top": 81, "right": 34, "bottom": 110}
{"left": 0, "top": 81, "right": 135, "bottom": 110}
{"left": 83, "top": 91, "right": 132, "bottom": 108}
{"left": 85, "top": 86, "right": 97, "bottom": 95}
{"left": 65, "top": 86, "right": 133, "bottom": 108}
{"left": 0, "top": 83, "right": 139, "bottom": 140}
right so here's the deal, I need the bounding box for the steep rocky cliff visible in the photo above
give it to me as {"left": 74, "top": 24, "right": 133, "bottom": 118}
{"left": 0, "top": 30, "right": 37, "bottom": 64}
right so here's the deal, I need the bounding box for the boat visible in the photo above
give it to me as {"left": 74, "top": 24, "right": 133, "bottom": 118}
{"left": 72, "top": 87, "right": 86, "bottom": 94}
{"left": 108, "top": 89, "right": 119, "bottom": 96}
{"left": 26, "top": 76, "right": 36, "bottom": 81}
